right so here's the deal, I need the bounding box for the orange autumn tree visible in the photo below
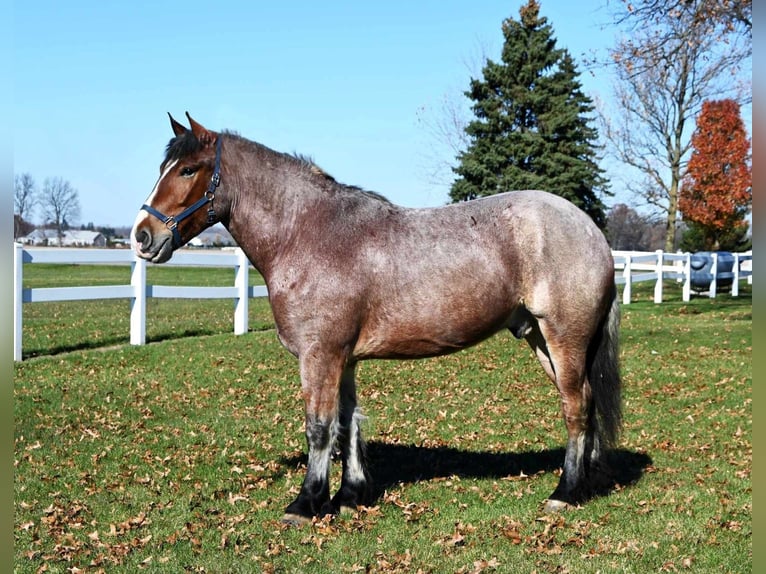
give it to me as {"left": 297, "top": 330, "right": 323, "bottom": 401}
{"left": 679, "top": 99, "right": 752, "bottom": 251}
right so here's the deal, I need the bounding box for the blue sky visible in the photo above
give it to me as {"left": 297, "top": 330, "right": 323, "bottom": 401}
{"left": 14, "top": 1, "right": 645, "bottom": 227}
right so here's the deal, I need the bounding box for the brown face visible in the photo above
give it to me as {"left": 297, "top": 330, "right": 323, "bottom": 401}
{"left": 131, "top": 115, "right": 219, "bottom": 263}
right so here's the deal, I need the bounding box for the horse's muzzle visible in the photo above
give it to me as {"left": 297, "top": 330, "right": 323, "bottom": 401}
{"left": 132, "top": 228, "right": 175, "bottom": 263}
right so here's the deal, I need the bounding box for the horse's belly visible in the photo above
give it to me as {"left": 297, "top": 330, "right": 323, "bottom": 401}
{"left": 353, "top": 332, "right": 484, "bottom": 360}
{"left": 352, "top": 297, "right": 513, "bottom": 360}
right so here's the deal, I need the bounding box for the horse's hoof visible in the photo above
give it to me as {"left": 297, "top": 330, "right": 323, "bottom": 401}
{"left": 543, "top": 499, "right": 571, "bottom": 513}
{"left": 281, "top": 513, "right": 312, "bottom": 527}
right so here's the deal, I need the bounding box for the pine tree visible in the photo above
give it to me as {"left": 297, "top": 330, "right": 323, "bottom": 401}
{"left": 450, "top": 0, "right": 608, "bottom": 227}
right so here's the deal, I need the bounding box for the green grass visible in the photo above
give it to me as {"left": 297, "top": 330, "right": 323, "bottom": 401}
{"left": 14, "top": 267, "right": 751, "bottom": 573}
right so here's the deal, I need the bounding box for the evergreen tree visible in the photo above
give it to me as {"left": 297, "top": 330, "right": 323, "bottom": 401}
{"left": 451, "top": 0, "right": 608, "bottom": 227}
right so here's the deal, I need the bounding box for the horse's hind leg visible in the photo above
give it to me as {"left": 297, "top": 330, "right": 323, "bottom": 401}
{"left": 331, "top": 363, "right": 372, "bottom": 513}
{"left": 525, "top": 323, "right": 594, "bottom": 511}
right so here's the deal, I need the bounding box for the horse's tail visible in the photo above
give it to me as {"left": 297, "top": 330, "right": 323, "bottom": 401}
{"left": 588, "top": 283, "right": 622, "bottom": 449}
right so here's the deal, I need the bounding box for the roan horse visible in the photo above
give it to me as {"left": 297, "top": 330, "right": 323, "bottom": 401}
{"left": 132, "top": 113, "right": 622, "bottom": 525}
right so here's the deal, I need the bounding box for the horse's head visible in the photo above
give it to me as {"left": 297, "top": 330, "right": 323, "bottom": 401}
{"left": 132, "top": 113, "right": 223, "bottom": 263}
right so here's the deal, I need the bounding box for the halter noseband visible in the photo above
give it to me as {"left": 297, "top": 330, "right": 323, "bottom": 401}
{"left": 141, "top": 136, "right": 222, "bottom": 248}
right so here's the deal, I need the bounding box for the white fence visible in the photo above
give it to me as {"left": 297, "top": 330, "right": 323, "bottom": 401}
{"left": 613, "top": 249, "right": 752, "bottom": 305}
{"left": 13, "top": 245, "right": 752, "bottom": 362}
{"left": 13, "top": 244, "right": 267, "bottom": 362}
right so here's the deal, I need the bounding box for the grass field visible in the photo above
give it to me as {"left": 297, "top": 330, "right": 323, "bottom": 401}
{"left": 14, "top": 264, "right": 752, "bottom": 573}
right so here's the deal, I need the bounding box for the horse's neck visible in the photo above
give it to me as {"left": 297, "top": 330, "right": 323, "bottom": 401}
{"left": 223, "top": 153, "right": 321, "bottom": 279}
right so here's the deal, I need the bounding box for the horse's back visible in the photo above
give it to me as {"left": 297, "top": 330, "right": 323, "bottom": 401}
{"left": 418, "top": 190, "right": 612, "bottom": 282}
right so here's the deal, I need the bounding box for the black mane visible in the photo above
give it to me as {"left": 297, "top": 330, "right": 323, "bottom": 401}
{"left": 164, "top": 130, "right": 204, "bottom": 164}
{"left": 163, "top": 129, "right": 241, "bottom": 163}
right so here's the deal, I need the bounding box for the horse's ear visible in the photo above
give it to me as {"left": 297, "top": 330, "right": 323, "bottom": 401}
{"left": 168, "top": 113, "right": 188, "bottom": 136}
{"left": 185, "top": 112, "right": 217, "bottom": 146}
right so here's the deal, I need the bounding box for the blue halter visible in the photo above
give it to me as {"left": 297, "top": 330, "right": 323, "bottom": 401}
{"left": 141, "top": 136, "right": 222, "bottom": 248}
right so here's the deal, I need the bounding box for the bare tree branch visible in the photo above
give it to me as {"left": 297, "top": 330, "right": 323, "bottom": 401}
{"left": 41, "top": 177, "right": 81, "bottom": 245}
{"left": 14, "top": 173, "right": 37, "bottom": 239}
{"left": 599, "top": 0, "right": 750, "bottom": 249}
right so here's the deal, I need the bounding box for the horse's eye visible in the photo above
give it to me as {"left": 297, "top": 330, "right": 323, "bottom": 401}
{"left": 180, "top": 166, "right": 197, "bottom": 178}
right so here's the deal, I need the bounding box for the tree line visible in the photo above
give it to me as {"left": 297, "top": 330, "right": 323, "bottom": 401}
{"left": 427, "top": 0, "right": 751, "bottom": 252}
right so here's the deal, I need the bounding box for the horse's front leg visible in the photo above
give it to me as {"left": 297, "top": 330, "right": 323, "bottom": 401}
{"left": 331, "top": 363, "right": 372, "bottom": 513}
{"left": 282, "top": 348, "right": 346, "bottom": 526}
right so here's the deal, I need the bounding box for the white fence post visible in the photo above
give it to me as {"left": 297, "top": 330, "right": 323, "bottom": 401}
{"left": 709, "top": 252, "right": 718, "bottom": 298}
{"left": 622, "top": 255, "right": 632, "bottom": 305}
{"left": 654, "top": 250, "right": 664, "bottom": 304}
{"left": 130, "top": 256, "right": 147, "bottom": 345}
{"left": 234, "top": 248, "right": 249, "bottom": 335}
{"left": 732, "top": 253, "right": 740, "bottom": 297}
{"left": 682, "top": 253, "right": 691, "bottom": 302}
{"left": 14, "top": 243, "right": 24, "bottom": 361}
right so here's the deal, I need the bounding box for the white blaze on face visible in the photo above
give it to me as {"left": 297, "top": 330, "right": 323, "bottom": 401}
{"left": 131, "top": 160, "right": 178, "bottom": 253}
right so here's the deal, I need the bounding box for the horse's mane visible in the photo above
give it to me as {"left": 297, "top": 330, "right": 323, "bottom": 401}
{"left": 164, "top": 129, "right": 241, "bottom": 164}
{"left": 164, "top": 130, "right": 391, "bottom": 204}
{"left": 291, "top": 152, "right": 337, "bottom": 181}
{"left": 164, "top": 130, "right": 204, "bottom": 164}
{"left": 290, "top": 152, "right": 391, "bottom": 204}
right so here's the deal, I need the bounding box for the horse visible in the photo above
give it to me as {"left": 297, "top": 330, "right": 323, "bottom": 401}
{"left": 132, "top": 113, "right": 622, "bottom": 525}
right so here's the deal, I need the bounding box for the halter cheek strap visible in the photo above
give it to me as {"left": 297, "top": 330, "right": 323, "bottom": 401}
{"left": 141, "top": 136, "right": 222, "bottom": 248}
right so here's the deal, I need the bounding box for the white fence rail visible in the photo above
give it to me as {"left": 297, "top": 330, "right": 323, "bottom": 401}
{"left": 13, "top": 245, "right": 752, "bottom": 362}
{"left": 612, "top": 249, "right": 752, "bottom": 305}
{"left": 14, "top": 244, "right": 267, "bottom": 362}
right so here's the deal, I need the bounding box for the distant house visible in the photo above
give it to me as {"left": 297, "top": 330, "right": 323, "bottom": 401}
{"left": 187, "top": 224, "right": 237, "bottom": 248}
{"left": 18, "top": 229, "right": 55, "bottom": 245}
{"left": 18, "top": 229, "right": 107, "bottom": 247}
{"left": 110, "top": 237, "right": 132, "bottom": 248}
{"left": 64, "top": 230, "right": 108, "bottom": 247}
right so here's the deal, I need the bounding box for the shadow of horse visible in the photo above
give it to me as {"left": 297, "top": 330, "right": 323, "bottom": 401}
{"left": 23, "top": 328, "right": 216, "bottom": 360}
{"left": 281, "top": 442, "right": 652, "bottom": 505}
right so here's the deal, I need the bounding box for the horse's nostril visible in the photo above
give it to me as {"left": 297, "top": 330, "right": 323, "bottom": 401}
{"left": 135, "top": 229, "right": 151, "bottom": 251}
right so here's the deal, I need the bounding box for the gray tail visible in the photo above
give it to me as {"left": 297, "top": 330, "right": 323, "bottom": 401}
{"left": 587, "top": 284, "right": 622, "bottom": 449}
